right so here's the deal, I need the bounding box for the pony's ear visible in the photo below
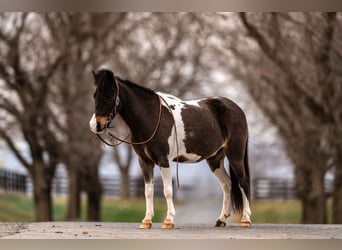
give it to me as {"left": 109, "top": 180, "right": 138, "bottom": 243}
{"left": 92, "top": 70, "right": 98, "bottom": 85}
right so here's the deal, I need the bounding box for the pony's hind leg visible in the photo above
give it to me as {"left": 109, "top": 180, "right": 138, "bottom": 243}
{"left": 207, "top": 150, "right": 232, "bottom": 227}
{"left": 239, "top": 182, "right": 252, "bottom": 228}
{"left": 230, "top": 161, "right": 251, "bottom": 227}
{"left": 138, "top": 158, "right": 155, "bottom": 229}
{"left": 225, "top": 138, "right": 252, "bottom": 228}
{"left": 213, "top": 163, "right": 232, "bottom": 227}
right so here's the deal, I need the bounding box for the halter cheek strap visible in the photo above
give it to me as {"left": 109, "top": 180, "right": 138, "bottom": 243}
{"left": 107, "top": 78, "right": 120, "bottom": 122}
{"left": 115, "top": 96, "right": 120, "bottom": 107}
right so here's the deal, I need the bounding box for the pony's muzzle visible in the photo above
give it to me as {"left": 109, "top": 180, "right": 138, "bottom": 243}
{"left": 90, "top": 114, "right": 107, "bottom": 133}
{"left": 95, "top": 116, "right": 107, "bottom": 132}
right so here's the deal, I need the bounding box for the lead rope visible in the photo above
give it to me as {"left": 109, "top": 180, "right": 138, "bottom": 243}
{"left": 97, "top": 94, "right": 163, "bottom": 146}
{"left": 158, "top": 95, "right": 180, "bottom": 189}
{"left": 97, "top": 94, "right": 181, "bottom": 188}
{"left": 96, "top": 132, "right": 130, "bottom": 147}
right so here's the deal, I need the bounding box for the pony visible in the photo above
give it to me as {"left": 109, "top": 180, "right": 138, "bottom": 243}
{"left": 89, "top": 69, "right": 251, "bottom": 229}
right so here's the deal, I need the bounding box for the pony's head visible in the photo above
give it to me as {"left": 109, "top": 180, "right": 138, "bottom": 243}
{"left": 90, "top": 69, "right": 120, "bottom": 133}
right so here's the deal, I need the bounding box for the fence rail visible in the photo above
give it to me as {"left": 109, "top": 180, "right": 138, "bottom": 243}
{"left": 0, "top": 169, "right": 170, "bottom": 199}
{"left": 253, "top": 178, "right": 333, "bottom": 200}
{"left": 0, "top": 169, "right": 333, "bottom": 200}
{"left": 253, "top": 178, "right": 296, "bottom": 200}
{"left": 0, "top": 169, "right": 27, "bottom": 194}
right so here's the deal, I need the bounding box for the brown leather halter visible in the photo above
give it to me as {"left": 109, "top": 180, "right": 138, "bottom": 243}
{"left": 95, "top": 79, "right": 180, "bottom": 187}
{"left": 96, "top": 77, "right": 163, "bottom": 146}
{"left": 96, "top": 94, "right": 163, "bottom": 147}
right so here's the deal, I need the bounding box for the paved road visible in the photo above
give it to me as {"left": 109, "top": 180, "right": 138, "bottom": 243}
{"left": 1, "top": 222, "right": 341, "bottom": 239}
{"left": 176, "top": 198, "right": 225, "bottom": 224}
{"left": 1, "top": 199, "right": 341, "bottom": 239}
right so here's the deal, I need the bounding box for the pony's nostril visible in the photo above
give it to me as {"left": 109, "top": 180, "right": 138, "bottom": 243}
{"left": 96, "top": 122, "right": 102, "bottom": 132}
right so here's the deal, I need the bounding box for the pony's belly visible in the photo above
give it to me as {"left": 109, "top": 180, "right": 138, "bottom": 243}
{"left": 172, "top": 152, "right": 202, "bottom": 163}
{"left": 162, "top": 91, "right": 223, "bottom": 164}
{"left": 167, "top": 125, "right": 204, "bottom": 163}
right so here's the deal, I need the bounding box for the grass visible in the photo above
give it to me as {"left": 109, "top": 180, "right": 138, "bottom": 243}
{"left": 0, "top": 194, "right": 333, "bottom": 223}
{"left": 0, "top": 193, "right": 166, "bottom": 222}
{"left": 0, "top": 193, "right": 35, "bottom": 222}
{"left": 52, "top": 196, "right": 167, "bottom": 222}
{"left": 233, "top": 199, "right": 333, "bottom": 224}
{"left": 101, "top": 198, "right": 166, "bottom": 222}
{"left": 249, "top": 200, "right": 302, "bottom": 224}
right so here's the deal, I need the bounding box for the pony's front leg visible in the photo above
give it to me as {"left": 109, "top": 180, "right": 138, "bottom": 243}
{"left": 140, "top": 180, "right": 154, "bottom": 229}
{"left": 160, "top": 166, "right": 175, "bottom": 229}
{"left": 139, "top": 159, "right": 154, "bottom": 229}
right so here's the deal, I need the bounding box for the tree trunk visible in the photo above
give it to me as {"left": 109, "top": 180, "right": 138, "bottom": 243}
{"left": 120, "top": 167, "right": 130, "bottom": 199}
{"left": 87, "top": 188, "right": 102, "bottom": 221}
{"left": 113, "top": 145, "right": 133, "bottom": 199}
{"left": 31, "top": 174, "right": 53, "bottom": 222}
{"left": 66, "top": 169, "right": 81, "bottom": 220}
{"left": 33, "top": 187, "right": 53, "bottom": 221}
{"left": 333, "top": 144, "right": 342, "bottom": 223}
{"left": 295, "top": 166, "right": 327, "bottom": 224}
{"left": 81, "top": 167, "right": 102, "bottom": 221}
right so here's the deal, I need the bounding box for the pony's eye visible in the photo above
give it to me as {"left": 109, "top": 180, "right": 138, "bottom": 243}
{"left": 105, "top": 98, "right": 114, "bottom": 104}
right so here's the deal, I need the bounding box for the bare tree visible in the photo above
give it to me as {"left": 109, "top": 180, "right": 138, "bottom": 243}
{"left": 7, "top": 12, "right": 339, "bottom": 225}
{"left": 104, "top": 13, "right": 213, "bottom": 98}
{"left": 204, "top": 12, "right": 342, "bottom": 223}
{"left": 0, "top": 13, "right": 63, "bottom": 221}
{"left": 43, "top": 13, "right": 133, "bottom": 220}
{"left": 99, "top": 13, "right": 220, "bottom": 198}
{"left": 0, "top": 12, "right": 131, "bottom": 221}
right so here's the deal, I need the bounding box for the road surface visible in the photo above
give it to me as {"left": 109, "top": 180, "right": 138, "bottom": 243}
{"left": 1, "top": 199, "right": 341, "bottom": 239}
{"left": 0, "top": 222, "right": 341, "bottom": 239}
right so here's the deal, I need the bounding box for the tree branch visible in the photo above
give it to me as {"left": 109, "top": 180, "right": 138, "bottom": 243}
{"left": 239, "top": 13, "right": 275, "bottom": 59}
{"left": 239, "top": 12, "right": 333, "bottom": 124}
{"left": 0, "top": 129, "right": 31, "bottom": 169}
{"left": 0, "top": 96, "right": 20, "bottom": 117}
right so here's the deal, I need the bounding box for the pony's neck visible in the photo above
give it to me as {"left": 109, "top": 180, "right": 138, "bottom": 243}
{"left": 117, "top": 80, "right": 160, "bottom": 141}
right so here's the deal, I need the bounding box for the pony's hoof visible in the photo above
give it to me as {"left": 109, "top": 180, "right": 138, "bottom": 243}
{"left": 240, "top": 220, "right": 251, "bottom": 228}
{"left": 162, "top": 219, "right": 174, "bottom": 229}
{"left": 215, "top": 219, "right": 226, "bottom": 227}
{"left": 139, "top": 220, "right": 152, "bottom": 229}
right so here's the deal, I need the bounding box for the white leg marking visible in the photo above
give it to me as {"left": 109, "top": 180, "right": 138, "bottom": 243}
{"left": 213, "top": 162, "right": 232, "bottom": 224}
{"left": 160, "top": 167, "right": 176, "bottom": 223}
{"left": 143, "top": 181, "right": 154, "bottom": 222}
{"left": 239, "top": 186, "right": 251, "bottom": 223}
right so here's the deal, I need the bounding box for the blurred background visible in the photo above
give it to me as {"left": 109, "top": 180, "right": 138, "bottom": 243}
{"left": 0, "top": 12, "right": 341, "bottom": 224}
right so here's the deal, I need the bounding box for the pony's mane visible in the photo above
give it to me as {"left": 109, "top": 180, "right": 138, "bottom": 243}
{"left": 116, "top": 77, "right": 156, "bottom": 96}
{"left": 95, "top": 69, "right": 156, "bottom": 97}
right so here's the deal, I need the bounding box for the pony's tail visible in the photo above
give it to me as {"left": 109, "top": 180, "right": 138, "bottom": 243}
{"left": 230, "top": 139, "right": 250, "bottom": 213}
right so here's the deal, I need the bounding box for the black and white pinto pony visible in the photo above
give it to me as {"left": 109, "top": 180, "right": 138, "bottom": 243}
{"left": 89, "top": 69, "right": 251, "bottom": 229}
